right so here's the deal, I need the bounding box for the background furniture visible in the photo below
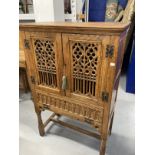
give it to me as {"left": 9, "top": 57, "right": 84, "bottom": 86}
{"left": 126, "top": 36, "right": 135, "bottom": 93}
{"left": 89, "top": 0, "right": 107, "bottom": 21}
{"left": 19, "top": 50, "right": 29, "bottom": 93}
{"left": 19, "top": 32, "right": 29, "bottom": 93}
{"left": 89, "top": 1, "right": 135, "bottom": 90}
{"left": 20, "top": 22, "right": 129, "bottom": 155}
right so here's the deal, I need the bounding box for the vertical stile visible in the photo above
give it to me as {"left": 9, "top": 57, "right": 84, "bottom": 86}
{"left": 42, "top": 73, "right": 44, "bottom": 85}
{"left": 41, "top": 72, "right": 44, "bottom": 85}
{"left": 40, "top": 71, "right": 42, "bottom": 84}
{"left": 46, "top": 72, "right": 49, "bottom": 86}
{"left": 83, "top": 77, "right": 85, "bottom": 94}
{"left": 42, "top": 71, "right": 44, "bottom": 85}
{"left": 39, "top": 71, "right": 41, "bottom": 85}
{"left": 77, "top": 79, "right": 79, "bottom": 92}
{"left": 51, "top": 74, "right": 53, "bottom": 86}
{"left": 79, "top": 79, "right": 81, "bottom": 93}
{"left": 55, "top": 74, "right": 57, "bottom": 87}
{"left": 45, "top": 72, "right": 47, "bottom": 85}
{"left": 39, "top": 71, "right": 41, "bottom": 84}
{"left": 44, "top": 72, "right": 46, "bottom": 85}
{"left": 38, "top": 71, "right": 41, "bottom": 84}
{"left": 81, "top": 79, "right": 83, "bottom": 93}
{"left": 94, "top": 82, "right": 96, "bottom": 96}
{"left": 89, "top": 80, "right": 91, "bottom": 94}
{"left": 48, "top": 73, "right": 51, "bottom": 87}
{"left": 45, "top": 72, "right": 47, "bottom": 86}
{"left": 73, "top": 78, "right": 74, "bottom": 91}
{"left": 86, "top": 80, "right": 88, "bottom": 94}
{"left": 74, "top": 78, "right": 76, "bottom": 91}
{"left": 52, "top": 74, "right": 55, "bottom": 87}
{"left": 87, "top": 81, "right": 89, "bottom": 94}
{"left": 51, "top": 73, "right": 53, "bottom": 86}
{"left": 54, "top": 74, "right": 56, "bottom": 87}
{"left": 92, "top": 81, "right": 94, "bottom": 96}
{"left": 75, "top": 78, "right": 77, "bottom": 92}
{"left": 74, "top": 78, "right": 75, "bottom": 91}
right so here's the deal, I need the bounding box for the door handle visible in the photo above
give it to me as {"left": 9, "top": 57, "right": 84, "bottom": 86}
{"left": 62, "top": 75, "right": 67, "bottom": 90}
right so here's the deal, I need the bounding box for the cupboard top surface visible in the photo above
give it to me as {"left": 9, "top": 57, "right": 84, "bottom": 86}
{"left": 19, "top": 22, "right": 130, "bottom": 33}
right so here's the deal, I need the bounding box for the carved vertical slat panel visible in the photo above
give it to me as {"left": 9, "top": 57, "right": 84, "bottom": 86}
{"left": 71, "top": 41, "right": 99, "bottom": 97}
{"left": 36, "top": 92, "right": 103, "bottom": 129}
{"left": 33, "top": 39, "right": 57, "bottom": 88}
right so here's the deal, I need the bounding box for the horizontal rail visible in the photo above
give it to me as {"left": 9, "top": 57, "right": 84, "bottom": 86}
{"left": 44, "top": 113, "right": 57, "bottom": 128}
{"left": 50, "top": 118, "right": 101, "bottom": 139}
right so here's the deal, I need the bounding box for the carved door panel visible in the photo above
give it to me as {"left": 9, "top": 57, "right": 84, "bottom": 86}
{"left": 24, "top": 32, "right": 63, "bottom": 95}
{"left": 62, "top": 34, "right": 110, "bottom": 105}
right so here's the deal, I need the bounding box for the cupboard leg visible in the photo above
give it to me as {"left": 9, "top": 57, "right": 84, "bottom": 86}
{"left": 100, "top": 139, "right": 107, "bottom": 155}
{"left": 36, "top": 110, "right": 45, "bottom": 136}
{"left": 109, "top": 112, "right": 114, "bottom": 136}
{"left": 23, "top": 71, "right": 28, "bottom": 93}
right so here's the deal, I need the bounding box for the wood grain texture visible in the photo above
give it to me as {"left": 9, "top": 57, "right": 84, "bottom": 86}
{"left": 19, "top": 22, "right": 130, "bottom": 35}
{"left": 20, "top": 22, "right": 129, "bottom": 155}
{"left": 19, "top": 32, "right": 29, "bottom": 92}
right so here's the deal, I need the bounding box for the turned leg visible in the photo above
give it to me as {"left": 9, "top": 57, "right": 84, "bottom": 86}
{"left": 109, "top": 112, "right": 114, "bottom": 136}
{"left": 100, "top": 139, "right": 107, "bottom": 155}
{"left": 36, "top": 110, "right": 45, "bottom": 136}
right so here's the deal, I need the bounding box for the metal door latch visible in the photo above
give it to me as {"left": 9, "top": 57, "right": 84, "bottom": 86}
{"left": 62, "top": 75, "right": 67, "bottom": 90}
{"left": 24, "top": 39, "right": 30, "bottom": 49}
{"left": 102, "top": 92, "right": 109, "bottom": 102}
{"left": 31, "top": 76, "right": 35, "bottom": 84}
{"left": 106, "top": 45, "right": 114, "bottom": 58}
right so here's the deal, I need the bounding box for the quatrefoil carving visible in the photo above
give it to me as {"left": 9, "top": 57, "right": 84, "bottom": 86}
{"left": 34, "top": 39, "right": 56, "bottom": 73}
{"left": 72, "top": 42, "right": 98, "bottom": 80}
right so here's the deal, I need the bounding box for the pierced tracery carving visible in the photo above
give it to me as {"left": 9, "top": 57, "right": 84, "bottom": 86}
{"left": 71, "top": 42, "right": 99, "bottom": 96}
{"left": 37, "top": 93, "right": 103, "bottom": 128}
{"left": 33, "top": 39, "right": 57, "bottom": 87}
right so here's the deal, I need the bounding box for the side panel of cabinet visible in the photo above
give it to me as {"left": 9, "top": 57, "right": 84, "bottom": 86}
{"left": 106, "top": 33, "right": 127, "bottom": 135}
{"left": 62, "top": 34, "right": 110, "bottom": 106}
{"left": 24, "top": 31, "right": 64, "bottom": 95}
{"left": 101, "top": 35, "right": 121, "bottom": 137}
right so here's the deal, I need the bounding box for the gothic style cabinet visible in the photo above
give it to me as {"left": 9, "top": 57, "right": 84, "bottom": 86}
{"left": 20, "top": 22, "right": 129, "bottom": 155}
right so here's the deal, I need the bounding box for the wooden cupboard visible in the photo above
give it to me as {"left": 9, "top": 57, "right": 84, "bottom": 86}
{"left": 20, "top": 22, "right": 129, "bottom": 155}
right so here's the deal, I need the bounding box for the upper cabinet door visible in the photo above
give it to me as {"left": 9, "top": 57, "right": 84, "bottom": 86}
{"left": 62, "top": 34, "right": 110, "bottom": 105}
{"left": 24, "top": 32, "right": 63, "bottom": 95}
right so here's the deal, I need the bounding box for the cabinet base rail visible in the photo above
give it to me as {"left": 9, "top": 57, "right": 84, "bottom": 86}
{"left": 42, "top": 113, "right": 101, "bottom": 139}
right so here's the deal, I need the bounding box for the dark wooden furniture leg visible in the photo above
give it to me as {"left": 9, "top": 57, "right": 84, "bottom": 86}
{"left": 19, "top": 68, "right": 29, "bottom": 93}
{"left": 36, "top": 110, "right": 45, "bottom": 136}
{"left": 109, "top": 112, "right": 115, "bottom": 135}
{"left": 100, "top": 139, "right": 107, "bottom": 155}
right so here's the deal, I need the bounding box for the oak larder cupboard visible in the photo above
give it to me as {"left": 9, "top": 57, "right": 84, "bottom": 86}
{"left": 20, "top": 22, "right": 129, "bottom": 155}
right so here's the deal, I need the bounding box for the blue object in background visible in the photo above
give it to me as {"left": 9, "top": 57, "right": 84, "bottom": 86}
{"left": 126, "top": 38, "right": 135, "bottom": 94}
{"left": 88, "top": 0, "right": 107, "bottom": 21}
{"left": 118, "top": 0, "right": 128, "bottom": 9}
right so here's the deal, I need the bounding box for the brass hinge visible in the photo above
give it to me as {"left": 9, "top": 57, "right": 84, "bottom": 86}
{"left": 31, "top": 76, "right": 35, "bottom": 84}
{"left": 24, "top": 39, "right": 30, "bottom": 49}
{"left": 106, "top": 45, "right": 114, "bottom": 58}
{"left": 102, "top": 92, "right": 109, "bottom": 102}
